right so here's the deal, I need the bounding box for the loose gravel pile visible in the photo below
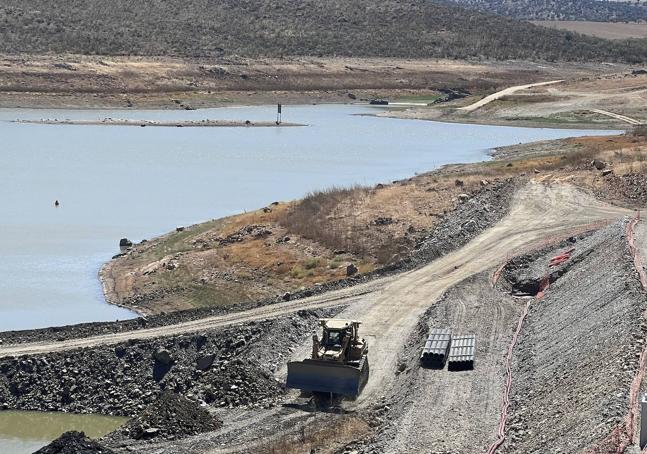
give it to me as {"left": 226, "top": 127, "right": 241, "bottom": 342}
{"left": 597, "top": 172, "right": 647, "bottom": 205}
{"left": 109, "top": 391, "right": 221, "bottom": 441}
{"left": 411, "top": 178, "right": 520, "bottom": 266}
{"left": 502, "top": 222, "right": 646, "bottom": 453}
{"left": 35, "top": 431, "right": 114, "bottom": 454}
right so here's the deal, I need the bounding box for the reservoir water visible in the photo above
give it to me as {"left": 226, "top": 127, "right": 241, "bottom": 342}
{"left": 0, "top": 410, "right": 127, "bottom": 453}
{"left": 0, "top": 104, "right": 618, "bottom": 332}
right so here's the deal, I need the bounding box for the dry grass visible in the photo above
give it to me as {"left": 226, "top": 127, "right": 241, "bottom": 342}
{"left": 278, "top": 185, "right": 371, "bottom": 256}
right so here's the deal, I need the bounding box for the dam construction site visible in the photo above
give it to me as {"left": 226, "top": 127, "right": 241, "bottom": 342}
{"left": 4, "top": 1, "right": 647, "bottom": 452}
{"left": 2, "top": 125, "right": 647, "bottom": 453}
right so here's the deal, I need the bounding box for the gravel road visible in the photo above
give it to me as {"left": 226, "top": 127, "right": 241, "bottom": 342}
{"left": 459, "top": 80, "right": 564, "bottom": 112}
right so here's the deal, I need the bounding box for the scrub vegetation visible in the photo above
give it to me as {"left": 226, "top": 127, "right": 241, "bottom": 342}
{"left": 1, "top": 0, "right": 647, "bottom": 62}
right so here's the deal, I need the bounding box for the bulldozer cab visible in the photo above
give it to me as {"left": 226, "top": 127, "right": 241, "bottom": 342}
{"left": 316, "top": 319, "right": 362, "bottom": 361}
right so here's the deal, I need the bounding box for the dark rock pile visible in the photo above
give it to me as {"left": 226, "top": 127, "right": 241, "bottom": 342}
{"left": 501, "top": 234, "right": 592, "bottom": 296}
{"left": 110, "top": 391, "right": 221, "bottom": 441}
{"left": 0, "top": 310, "right": 331, "bottom": 416}
{"left": 35, "top": 431, "right": 114, "bottom": 454}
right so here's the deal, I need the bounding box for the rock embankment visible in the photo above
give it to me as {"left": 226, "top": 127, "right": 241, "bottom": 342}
{"left": 0, "top": 310, "right": 334, "bottom": 416}
{"left": 502, "top": 222, "right": 646, "bottom": 452}
{"left": 410, "top": 178, "right": 519, "bottom": 266}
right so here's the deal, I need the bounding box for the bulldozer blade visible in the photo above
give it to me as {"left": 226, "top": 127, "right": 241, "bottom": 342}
{"left": 286, "top": 358, "right": 368, "bottom": 397}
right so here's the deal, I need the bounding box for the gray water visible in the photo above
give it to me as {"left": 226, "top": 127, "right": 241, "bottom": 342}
{"left": 0, "top": 104, "right": 618, "bottom": 331}
{"left": 0, "top": 410, "right": 127, "bottom": 453}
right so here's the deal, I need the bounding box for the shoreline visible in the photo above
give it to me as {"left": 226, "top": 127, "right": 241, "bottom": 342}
{"left": 363, "top": 111, "right": 628, "bottom": 130}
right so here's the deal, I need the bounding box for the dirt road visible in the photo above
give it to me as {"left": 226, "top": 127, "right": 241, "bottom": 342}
{"left": 590, "top": 109, "right": 644, "bottom": 125}
{"left": 459, "top": 80, "right": 564, "bottom": 113}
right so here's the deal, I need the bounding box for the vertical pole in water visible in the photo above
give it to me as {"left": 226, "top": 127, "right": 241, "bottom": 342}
{"left": 277, "top": 103, "right": 282, "bottom": 125}
{"left": 641, "top": 394, "right": 647, "bottom": 449}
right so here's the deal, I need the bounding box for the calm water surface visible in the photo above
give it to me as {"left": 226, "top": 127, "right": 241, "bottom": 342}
{"left": 0, "top": 104, "right": 618, "bottom": 331}
{"left": 0, "top": 410, "right": 127, "bottom": 453}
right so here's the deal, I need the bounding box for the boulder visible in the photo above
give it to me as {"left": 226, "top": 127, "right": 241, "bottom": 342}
{"left": 196, "top": 354, "right": 216, "bottom": 371}
{"left": 119, "top": 238, "right": 133, "bottom": 247}
{"left": 346, "top": 263, "right": 359, "bottom": 277}
{"left": 462, "top": 219, "right": 477, "bottom": 232}
{"left": 458, "top": 194, "right": 470, "bottom": 203}
{"left": 143, "top": 428, "right": 160, "bottom": 438}
{"left": 153, "top": 349, "right": 173, "bottom": 365}
{"left": 592, "top": 160, "right": 606, "bottom": 170}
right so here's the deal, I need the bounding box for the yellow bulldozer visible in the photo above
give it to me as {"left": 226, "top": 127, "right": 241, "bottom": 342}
{"left": 286, "top": 319, "right": 369, "bottom": 397}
